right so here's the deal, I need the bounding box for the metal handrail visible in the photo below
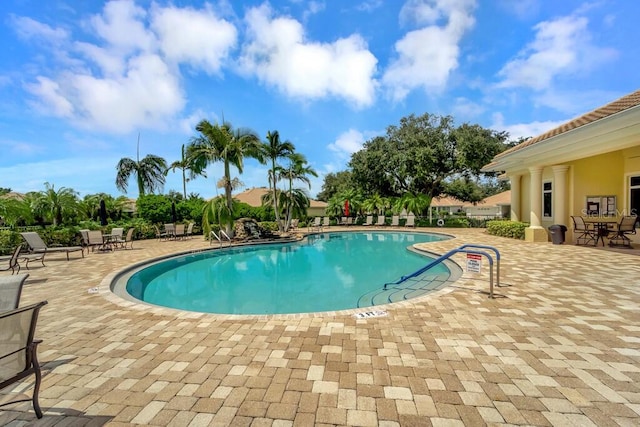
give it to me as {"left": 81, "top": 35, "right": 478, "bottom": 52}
{"left": 210, "top": 230, "right": 232, "bottom": 246}
{"left": 382, "top": 244, "right": 500, "bottom": 298}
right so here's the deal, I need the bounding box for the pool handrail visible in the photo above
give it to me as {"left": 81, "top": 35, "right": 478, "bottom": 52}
{"left": 382, "top": 244, "right": 500, "bottom": 298}
{"left": 210, "top": 230, "right": 232, "bottom": 246}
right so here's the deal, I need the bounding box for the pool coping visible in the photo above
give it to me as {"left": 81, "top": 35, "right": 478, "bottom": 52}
{"left": 100, "top": 229, "right": 463, "bottom": 320}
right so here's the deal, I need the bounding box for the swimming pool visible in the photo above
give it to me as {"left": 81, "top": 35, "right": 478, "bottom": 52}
{"left": 118, "top": 231, "right": 454, "bottom": 315}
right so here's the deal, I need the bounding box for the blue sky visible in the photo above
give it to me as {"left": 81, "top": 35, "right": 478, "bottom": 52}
{"left": 1, "top": 0, "right": 638, "bottom": 199}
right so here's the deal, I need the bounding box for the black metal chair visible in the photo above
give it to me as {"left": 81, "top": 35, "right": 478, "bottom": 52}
{"left": 608, "top": 216, "right": 637, "bottom": 247}
{"left": 0, "top": 301, "right": 48, "bottom": 419}
{"left": 571, "top": 216, "right": 596, "bottom": 245}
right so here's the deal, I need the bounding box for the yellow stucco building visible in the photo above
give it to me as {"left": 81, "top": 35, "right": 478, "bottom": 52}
{"left": 483, "top": 89, "right": 640, "bottom": 243}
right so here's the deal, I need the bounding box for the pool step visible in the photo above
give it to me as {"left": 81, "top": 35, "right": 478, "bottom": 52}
{"left": 358, "top": 273, "right": 451, "bottom": 308}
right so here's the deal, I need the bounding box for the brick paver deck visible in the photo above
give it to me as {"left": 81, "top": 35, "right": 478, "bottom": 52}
{"left": 1, "top": 228, "right": 639, "bottom": 426}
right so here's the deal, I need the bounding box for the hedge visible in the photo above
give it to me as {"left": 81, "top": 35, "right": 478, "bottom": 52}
{"left": 486, "top": 220, "right": 528, "bottom": 239}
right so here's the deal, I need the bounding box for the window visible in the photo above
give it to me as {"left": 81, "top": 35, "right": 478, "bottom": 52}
{"left": 630, "top": 176, "right": 640, "bottom": 218}
{"left": 543, "top": 181, "right": 552, "bottom": 218}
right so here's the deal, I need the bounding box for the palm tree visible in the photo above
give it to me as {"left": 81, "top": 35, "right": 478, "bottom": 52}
{"left": 35, "top": 182, "right": 79, "bottom": 226}
{"left": 116, "top": 136, "right": 168, "bottom": 197}
{"left": 261, "top": 131, "right": 295, "bottom": 232}
{"left": 189, "top": 119, "right": 263, "bottom": 235}
{"left": 362, "top": 193, "right": 387, "bottom": 215}
{"left": 201, "top": 195, "right": 239, "bottom": 239}
{"left": 280, "top": 153, "right": 317, "bottom": 230}
{"left": 169, "top": 144, "right": 203, "bottom": 199}
{"left": 394, "top": 192, "right": 431, "bottom": 216}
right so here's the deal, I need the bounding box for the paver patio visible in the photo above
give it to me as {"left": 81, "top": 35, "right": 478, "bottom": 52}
{"left": 1, "top": 228, "right": 639, "bottom": 426}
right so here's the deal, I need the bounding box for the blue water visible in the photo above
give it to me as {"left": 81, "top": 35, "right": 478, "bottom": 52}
{"left": 126, "top": 231, "right": 450, "bottom": 314}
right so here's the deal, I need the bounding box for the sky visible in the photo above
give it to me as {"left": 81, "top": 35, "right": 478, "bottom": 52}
{"left": 1, "top": 0, "right": 639, "bottom": 200}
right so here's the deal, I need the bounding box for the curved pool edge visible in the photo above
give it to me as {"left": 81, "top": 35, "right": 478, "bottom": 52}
{"left": 100, "top": 230, "right": 464, "bottom": 319}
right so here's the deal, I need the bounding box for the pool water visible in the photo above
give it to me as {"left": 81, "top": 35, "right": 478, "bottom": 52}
{"left": 125, "top": 231, "right": 450, "bottom": 314}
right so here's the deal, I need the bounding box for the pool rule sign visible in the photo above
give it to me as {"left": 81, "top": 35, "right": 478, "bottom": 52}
{"left": 466, "top": 253, "right": 482, "bottom": 273}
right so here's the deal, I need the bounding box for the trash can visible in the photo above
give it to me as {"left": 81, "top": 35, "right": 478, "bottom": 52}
{"left": 548, "top": 224, "right": 567, "bottom": 244}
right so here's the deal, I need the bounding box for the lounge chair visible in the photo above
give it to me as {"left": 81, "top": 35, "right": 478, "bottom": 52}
{"left": 346, "top": 217, "right": 353, "bottom": 226}
{"left": 363, "top": 215, "right": 373, "bottom": 226}
{"left": 322, "top": 217, "right": 330, "bottom": 228}
{"left": 340, "top": 217, "right": 348, "bottom": 226}
{"left": 0, "top": 245, "right": 22, "bottom": 275}
{"left": 0, "top": 273, "right": 28, "bottom": 312}
{"left": 154, "top": 225, "right": 166, "bottom": 241}
{"left": 405, "top": 214, "right": 416, "bottom": 228}
{"left": 185, "top": 222, "right": 194, "bottom": 238}
{"left": 20, "top": 232, "right": 84, "bottom": 261}
{"left": 571, "top": 216, "right": 596, "bottom": 246}
{"left": 0, "top": 300, "right": 48, "bottom": 418}
{"left": 608, "top": 216, "right": 637, "bottom": 247}
{"left": 390, "top": 215, "right": 400, "bottom": 227}
{"left": 290, "top": 219, "right": 299, "bottom": 230}
{"left": 122, "top": 227, "right": 135, "bottom": 249}
{"left": 374, "top": 215, "right": 386, "bottom": 227}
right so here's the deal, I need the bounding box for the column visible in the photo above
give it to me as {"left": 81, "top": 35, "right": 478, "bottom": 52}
{"left": 525, "top": 166, "right": 548, "bottom": 242}
{"left": 529, "top": 166, "right": 543, "bottom": 228}
{"left": 509, "top": 174, "right": 521, "bottom": 222}
{"left": 552, "top": 165, "right": 569, "bottom": 226}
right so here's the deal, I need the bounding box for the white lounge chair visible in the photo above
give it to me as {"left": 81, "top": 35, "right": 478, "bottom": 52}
{"left": 363, "top": 215, "right": 373, "bottom": 226}
{"left": 390, "top": 215, "right": 400, "bottom": 227}
{"left": 405, "top": 214, "right": 416, "bottom": 228}
{"left": 374, "top": 215, "right": 386, "bottom": 227}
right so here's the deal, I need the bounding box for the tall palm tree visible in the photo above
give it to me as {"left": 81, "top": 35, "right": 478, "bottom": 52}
{"left": 261, "top": 131, "right": 295, "bottom": 232}
{"left": 169, "top": 144, "right": 203, "bottom": 199}
{"left": 280, "top": 153, "right": 317, "bottom": 230}
{"left": 35, "top": 182, "right": 79, "bottom": 226}
{"left": 116, "top": 136, "right": 168, "bottom": 197}
{"left": 189, "top": 119, "right": 263, "bottom": 234}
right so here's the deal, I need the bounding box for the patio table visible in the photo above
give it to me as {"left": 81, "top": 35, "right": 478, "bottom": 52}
{"left": 584, "top": 218, "right": 617, "bottom": 246}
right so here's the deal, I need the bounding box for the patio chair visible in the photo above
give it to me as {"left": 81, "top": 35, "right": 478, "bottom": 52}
{"left": 87, "top": 230, "right": 106, "bottom": 252}
{"left": 0, "top": 300, "right": 48, "bottom": 418}
{"left": 571, "top": 216, "right": 596, "bottom": 245}
{"left": 340, "top": 216, "right": 348, "bottom": 226}
{"left": 0, "top": 273, "right": 28, "bottom": 312}
{"left": 390, "top": 215, "right": 400, "bottom": 227}
{"left": 164, "top": 223, "right": 176, "bottom": 240}
{"left": 309, "top": 217, "right": 322, "bottom": 232}
{"left": 174, "top": 224, "right": 186, "bottom": 240}
{"left": 374, "top": 215, "right": 386, "bottom": 227}
{"left": 346, "top": 217, "right": 353, "bottom": 226}
{"left": 121, "top": 228, "right": 135, "bottom": 250}
{"left": 405, "top": 214, "right": 416, "bottom": 228}
{"left": 79, "top": 229, "right": 90, "bottom": 254}
{"left": 110, "top": 228, "right": 124, "bottom": 248}
{"left": 154, "top": 225, "right": 167, "bottom": 241}
{"left": 20, "top": 232, "right": 84, "bottom": 261}
{"left": 363, "top": 215, "right": 373, "bottom": 226}
{"left": 322, "top": 217, "right": 330, "bottom": 228}
{"left": 0, "top": 245, "right": 23, "bottom": 275}
{"left": 608, "top": 216, "right": 637, "bottom": 247}
{"left": 185, "top": 222, "right": 194, "bottom": 238}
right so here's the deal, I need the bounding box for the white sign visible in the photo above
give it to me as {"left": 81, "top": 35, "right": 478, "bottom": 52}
{"left": 466, "top": 253, "right": 482, "bottom": 273}
{"left": 353, "top": 310, "right": 388, "bottom": 319}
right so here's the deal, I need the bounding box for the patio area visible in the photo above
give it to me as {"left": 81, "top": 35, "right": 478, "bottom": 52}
{"left": 1, "top": 228, "right": 639, "bottom": 426}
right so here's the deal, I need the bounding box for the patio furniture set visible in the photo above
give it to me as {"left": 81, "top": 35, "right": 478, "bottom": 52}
{"left": 571, "top": 215, "right": 637, "bottom": 247}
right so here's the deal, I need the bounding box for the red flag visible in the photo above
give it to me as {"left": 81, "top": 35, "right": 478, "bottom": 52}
{"left": 344, "top": 200, "right": 350, "bottom": 216}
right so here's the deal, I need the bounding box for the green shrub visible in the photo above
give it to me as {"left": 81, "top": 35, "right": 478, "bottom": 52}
{"left": 259, "top": 221, "right": 279, "bottom": 232}
{"left": 486, "top": 220, "right": 528, "bottom": 239}
{"left": 0, "top": 230, "right": 23, "bottom": 255}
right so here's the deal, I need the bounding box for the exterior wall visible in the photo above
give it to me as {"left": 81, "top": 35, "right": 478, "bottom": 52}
{"left": 465, "top": 205, "right": 502, "bottom": 217}
{"left": 519, "top": 174, "right": 531, "bottom": 223}
{"left": 307, "top": 206, "right": 326, "bottom": 217}
{"left": 570, "top": 151, "right": 624, "bottom": 218}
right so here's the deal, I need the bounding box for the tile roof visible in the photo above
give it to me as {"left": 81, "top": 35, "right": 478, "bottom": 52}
{"left": 495, "top": 89, "right": 640, "bottom": 159}
{"left": 235, "top": 187, "right": 327, "bottom": 208}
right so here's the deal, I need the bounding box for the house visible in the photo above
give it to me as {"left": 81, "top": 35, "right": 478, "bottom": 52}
{"left": 234, "top": 187, "right": 327, "bottom": 217}
{"left": 483, "top": 89, "right": 640, "bottom": 243}
{"left": 430, "top": 195, "right": 466, "bottom": 215}
{"left": 463, "top": 190, "right": 511, "bottom": 219}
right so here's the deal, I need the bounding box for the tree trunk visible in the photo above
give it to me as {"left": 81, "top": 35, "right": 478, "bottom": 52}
{"left": 224, "top": 161, "right": 234, "bottom": 236}
{"left": 271, "top": 160, "right": 282, "bottom": 232}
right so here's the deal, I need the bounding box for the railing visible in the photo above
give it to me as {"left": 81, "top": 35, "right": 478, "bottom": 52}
{"left": 357, "top": 244, "right": 501, "bottom": 307}
{"left": 210, "top": 229, "right": 232, "bottom": 246}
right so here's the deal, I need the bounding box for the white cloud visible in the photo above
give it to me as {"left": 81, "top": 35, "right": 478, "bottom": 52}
{"left": 11, "top": 15, "right": 69, "bottom": 43}
{"left": 239, "top": 4, "right": 378, "bottom": 108}
{"left": 497, "top": 15, "right": 617, "bottom": 90}
{"left": 452, "top": 97, "right": 484, "bottom": 118}
{"left": 383, "top": 0, "right": 477, "bottom": 101}
{"left": 328, "top": 129, "right": 365, "bottom": 156}
{"left": 151, "top": 4, "right": 237, "bottom": 73}
{"left": 491, "top": 112, "right": 566, "bottom": 141}
{"left": 17, "top": 0, "right": 246, "bottom": 134}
